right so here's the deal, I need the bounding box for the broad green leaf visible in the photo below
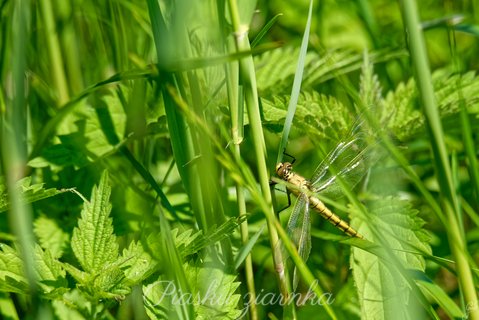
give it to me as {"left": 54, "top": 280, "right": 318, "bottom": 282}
{"left": 0, "top": 177, "right": 71, "bottom": 213}
{"left": 0, "top": 244, "right": 28, "bottom": 294}
{"left": 36, "top": 88, "right": 129, "bottom": 169}
{"left": 33, "top": 215, "right": 70, "bottom": 258}
{"left": 143, "top": 264, "right": 242, "bottom": 320}
{"left": 120, "top": 241, "right": 155, "bottom": 284}
{"left": 382, "top": 70, "right": 479, "bottom": 141}
{"left": 71, "top": 171, "right": 119, "bottom": 274}
{"left": 261, "top": 91, "right": 352, "bottom": 144}
{"left": 33, "top": 245, "right": 68, "bottom": 297}
{"left": 146, "top": 217, "right": 241, "bottom": 261}
{"left": 52, "top": 289, "right": 96, "bottom": 320}
{"left": 351, "top": 198, "right": 432, "bottom": 320}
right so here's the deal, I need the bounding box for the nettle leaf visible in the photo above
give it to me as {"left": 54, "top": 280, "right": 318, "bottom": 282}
{"left": 146, "top": 217, "right": 241, "bottom": 261}
{"left": 143, "top": 264, "right": 242, "bottom": 320}
{"left": 0, "top": 176, "right": 70, "bottom": 213}
{"left": 255, "top": 46, "right": 404, "bottom": 96}
{"left": 261, "top": 91, "right": 352, "bottom": 143}
{"left": 0, "top": 244, "right": 67, "bottom": 297}
{"left": 34, "top": 215, "right": 70, "bottom": 258}
{"left": 382, "top": 70, "right": 479, "bottom": 141}
{"left": 34, "top": 245, "right": 68, "bottom": 297}
{"left": 33, "top": 88, "right": 129, "bottom": 170}
{"left": 120, "top": 241, "right": 155, "bottom": 284}
{"left": 71, "top": 171, "right": 119, "bottom": 273}
{"left": 52, "top": 288, "right": 96, "bottom": 319}
{"left": 181, "top": 217, "right": 242, "bottom": 258}
{"left": 359, "top": 53, "right": 383, "bottom": 110}
{"left": 351, "top": 198, "right": 432, "bottom": 320}
{"left": 0, "top": 244, "right": 29, "bottom": 294}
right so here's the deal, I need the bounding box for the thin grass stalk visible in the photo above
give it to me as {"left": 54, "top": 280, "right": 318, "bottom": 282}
{"left": 399, "top": 1, "right": 479, "bottom": 319}
{"left": 226, "top": 58, "right": 257, "bottom": 318}
{"left": 226, "top": 0, "right": 289, "bottom": 300}
{"left": 3, "top": 0, "right": 38, "bottom": 310}
{"left": 235, "top": 146, "right": 258, "bottom": 320}
{"left": 39, "top": 0, "right": 69, "bottom": 105}
{"left": 54, "top": 0, "right": 83, "bottom": 93}
{"left": 458, "top": 87, "right": 479, "bottom": 211}
{"left": 223, "top": 26, "right": 258, "bottom": 318}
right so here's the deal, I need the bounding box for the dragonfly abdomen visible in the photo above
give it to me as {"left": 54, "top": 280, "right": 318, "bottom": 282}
{"left": 308, "top": 196, "right": 363, "bottom": 238}
{"left": 277, "top": 162, "right": 363, "bottom": 239}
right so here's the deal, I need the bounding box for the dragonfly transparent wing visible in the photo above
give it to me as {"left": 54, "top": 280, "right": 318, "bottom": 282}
{"left": 286, "top": 192, "right": 311, "bottom": 289}
{"left": 310, "top": 134, "right": 374, "bottom": 199}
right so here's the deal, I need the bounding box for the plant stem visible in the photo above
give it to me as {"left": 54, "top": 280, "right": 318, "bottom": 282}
{"left": 399, "top": 1, "right": 479, "bottom": 319}
{"left": 227, "top": 0, "right": 289, "bottom": 302}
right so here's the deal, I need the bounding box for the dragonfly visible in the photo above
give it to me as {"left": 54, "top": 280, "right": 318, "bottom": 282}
{"left": 275, "top": 131, "right": 373, "bottom": 287}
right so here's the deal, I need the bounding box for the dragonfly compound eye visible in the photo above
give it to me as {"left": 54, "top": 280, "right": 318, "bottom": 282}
{"left": 276, "top": 162, "right": 293, "bottom": 179}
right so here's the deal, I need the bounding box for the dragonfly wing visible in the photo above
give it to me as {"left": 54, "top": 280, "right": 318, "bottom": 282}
{"left": 287, "top": 192, "right": 311, "bottom": 289}
{"left": 309, "top": 134, "right": 375, "bottom": 199}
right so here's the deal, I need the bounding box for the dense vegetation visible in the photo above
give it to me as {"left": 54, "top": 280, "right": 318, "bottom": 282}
{"left": 1, "top": 0, "right": 479, "bottom": 319}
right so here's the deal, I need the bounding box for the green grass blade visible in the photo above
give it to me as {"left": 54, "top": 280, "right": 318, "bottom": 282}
{"left": 276, "top": 0, "right": 314, "bottom": 164}
{"left": 400, "top": 1, "right": 479, "bottom": 318}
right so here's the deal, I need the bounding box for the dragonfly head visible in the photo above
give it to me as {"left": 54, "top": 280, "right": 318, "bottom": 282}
{"left": 275, "top": 162, "right": 293, "bottom": 180}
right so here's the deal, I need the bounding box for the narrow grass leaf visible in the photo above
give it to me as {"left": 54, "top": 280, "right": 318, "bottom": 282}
{"left": 234, "top": 224, "right": 265, "bottom": 270}
{"left": 415, "top": 274, "right": 464, "bottom": 319}
{"left": 276, "top": 0, "right": 314, "bottom": 163}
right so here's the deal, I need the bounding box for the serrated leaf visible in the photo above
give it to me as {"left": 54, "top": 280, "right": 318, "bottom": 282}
{"left": 71, "top": 171, "right": 119, "bottom": 273}
{"left": 181, "top": 217, "right": 242, "bottom": 258}
{"left": 382, "top": 70, "right": 479, "bottom": 141}
{"left": 90, "top": 265, "right": 130, "bottom": 299}
{"left": 0, "top": 177, "right": 70, "bottom": 213}
{"left": 360, "top": 52, "right": 383, "bottom": 110}
{"left": 34, "top": 245, "right": 68, "bottom": 297}
{"left": 143, "top": 264, "right": 242, "bottom": 320}
{"left": 146, "top": 218, "right": 241, "bottom": 261}
{"left": 34, "top": 215, "right": 70, "bottom": 258}
{"left": 0, "top": 244, "right": 29, "bottom": 294}
{"left": 351, "top": 198, "right": 432, "bottom": 320}
{"left": 120, "top": 241, "right": 155, "bottom": 284}
{"left": 52, "top": 289, "right": 94, "bottom": 320}
{"left": 261, "top": 91, "right": 352, "bottom": 144}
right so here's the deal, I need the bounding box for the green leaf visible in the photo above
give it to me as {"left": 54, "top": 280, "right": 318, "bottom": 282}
{"left": 33, "top": 245, "right": 68, "bottom": 297}
{"left": 234, "top": 224, "right": 265, "bottom": 270}
{"left": 351, "top": 198, "right": 432, "bottom": 320}
{"left": 71, "top": 171, "right": 119, "bottom": 274}
{"left": 415, "top": 273, "right": 464, "bottom": 319}
{"left": 382, "top": 70, "right": 479, "bottom": 141}
{"left": 143, "top": 264, "right": 242, "bottom": 320}
{"left": 0, "top": 292, "right": 18, "bottom": 320}
{"left": 0, "top": 176, "right": 71, "bottom": 213}
{"left": 34, "top": 215, "right": 70, "bottom": 258}
{"left": 261, "top": 91, "right": 352, "bottom": 143}
{"left": 120, "top": 241, "right": 155, "bottom": 284}
{"left": 146, "top": 217, "right": 242, "bottom": 261}
{"left": 0, "top": 244, "right": 29, "bottom": 294}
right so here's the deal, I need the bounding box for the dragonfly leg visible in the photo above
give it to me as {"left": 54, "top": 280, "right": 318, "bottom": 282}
{"left": 275, "top": 189, "right": 292, "bottom": 214}
{"left": 282, "top": 150, "right": 296, "bottom": 164}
